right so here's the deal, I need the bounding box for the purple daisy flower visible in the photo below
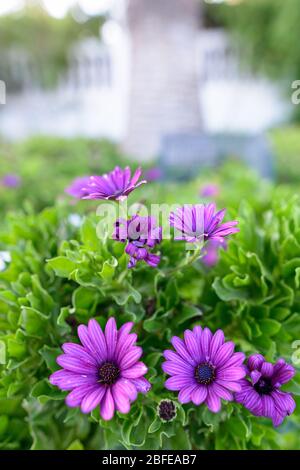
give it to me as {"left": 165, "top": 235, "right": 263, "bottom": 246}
{"left": 202, "top": 239, "right": 226, "bottom": 267}
{"left": 162, "top": 326, "right": 246, "bottom": 413}
{"left": 82, "top": 166, "right": 146, "bottom": 201}
{"left": 145, "top": 167, "right": 162, "bottom": 182}
{"left": 235, "top": 354, "right": 296, "bottom": 427}
{"left": 49, "top": 318, "right": 151, "bottom": 421}
{"left": 65, "top": 176, "right": 91, "bottom": 199}
{"left": 200, "top": 183, "right": 220, "bottom": 199}
{"left": 113, "top": 215, "right": 162, "bottom": 269}
{"left": 1, "top": 174, "right": 21, "bottom": 188}
{"left": 170, "top": 203, "right": 239, "bottom": 244}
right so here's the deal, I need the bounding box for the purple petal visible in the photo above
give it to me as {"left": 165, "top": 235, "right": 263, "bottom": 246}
{"left": 117, "top": 322, "right": 134, "bottom": 343}
{"left": 131, "top": 167, "right": 143, "bottom": 186}
{"left": 121, "top": 362, "right": 147, "bottom": 379}
{"left": 261, "top": 395, "right": 275, "bottom": 418}
{"left": 192, "top": 385, "right": 207, "bottom": 405}
{"left": 250, "top": 370, "right": 262, "bottom": 385}
{"left": 184, "top": 330, "right": 201, "bottom": 362}
{"left": 216, "top": 379, "right": 242, "bottom": 392}
{"left": 88, "top": 319, "right": 107, "bottom": 361}
{"left": 206, "top": 388, "right": 221, "bottom": 413}
{"left": 50, "top": 370, "right": 96, "bottom": 390}
{"left": 131, "top": 377, "right": 151, "bottom": 394}
{"left": 236, "top": 387, "right": 262, "bottom": 415}
{"left": 145, "top": 253, "right": 161, "bottom": 267}
{"left": 56, "top": 355, "right": 96, "bottom": 375}
{"left": 272, "top": 362, "right": 295, "bottom": 386}
{"left": 261, "top": 362, "right": 274, "bottom": 378}
{"left": 120, "top": 346, "right": 143, "bottom": 370}
{"left": 116, "top": 333, "right": 137, "bottom": 364}
{"left": 162, "top": 360, "right": 193, "bottom": 376}
{"left": 105, "top": 317, "right": 118, "bottom": 361}
{"left": 272, "top": 408, "right": 285, "bottom": 427}
{"left": 163, "top": 350, "right": 194, "bottom": 369}
{"left": 247, "top": 354, "right": 264, "bottom": 371}
{"left": 210, "top": 383, "right": 233, "bottom": 401}
{"left": 100, "top": 388, "right": 115, "bottom": 421}
{"left": 193, "top": 326, "right": 203, "bottom": 359}
{"left": 200, "top": 327, "right": 213, "bottom": 360}
{"left": 218, "top": 352, "right": 245, "bottom": 370}
{"left": 171, "top": 336, "right": 196, "bottom": 365}
{"left": 61, "top": 343, "right": 98, "bottom": 366}
{"left": 65, "top": 384, "right": 98, "bottom": 407}
{"left": 209, "top": 330, "right": 225, "bottom": 361}
{"left": 77, "top": 324, "right": 99, "bottom": 358}
{"left": 116, "top": 378, "right": 138, "bottom": 401}
{"left": 81, "top": 386, "right": 106, "bottom": 413}
{"left": 178, "top": 384, "right": 197, "bottom": 404}
{"left": 112, "top": 382, "right": 131, "bottom": 413}
{"left": 213, "top": 341, "right": 235, "bottom": 368}
{"left": 165, "top": 375, "right": 192, "bottom": 391}
{"left": 272, "top": 390, "right": 296, "bottom": 415}
{"left": 217, "top": 367, "right": 245, "bottom": 381}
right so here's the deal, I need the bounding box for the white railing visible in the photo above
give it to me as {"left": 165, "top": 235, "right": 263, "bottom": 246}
{"left": 1, "top": 38, "right": 112, "bottom": 92}
{"left": 0, "top": 29, "right": 287, "bottom": 139}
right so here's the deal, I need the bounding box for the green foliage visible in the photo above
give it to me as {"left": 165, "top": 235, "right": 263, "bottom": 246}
{"left": 0, "top": 163, "right": 299, "bottom": 449}
{"left": 0, "top": 136, "right": 132, "bottom": 217}
{"left": 207, "top": 0, "right": 300, "bottom": 122}
{"left": 270, "top": 127, "right": 300, "bottom": 184}
{"left": 208, "top": 0, "right": 300, "bottom": 81}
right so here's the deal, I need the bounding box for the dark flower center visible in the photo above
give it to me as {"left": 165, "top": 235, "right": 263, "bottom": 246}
{"left": 254, "top": 377, "right": 274, "bottom": 396}
{"left": 158, "top": 400, "right": 176, "bottom": 422}
{"left": 194, "top": 363, "right": 215, "bottom": 385}
{"left": 98, "top": 362, "right": 120, "bottom": 385}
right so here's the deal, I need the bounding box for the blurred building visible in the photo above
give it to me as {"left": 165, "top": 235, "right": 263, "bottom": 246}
{"left": 0, "top": 0, "right": 288, "bottom": 160}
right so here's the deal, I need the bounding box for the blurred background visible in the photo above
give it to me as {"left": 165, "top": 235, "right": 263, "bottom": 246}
{"left": 0, "top": 0, "right": 299, "bottom": 213}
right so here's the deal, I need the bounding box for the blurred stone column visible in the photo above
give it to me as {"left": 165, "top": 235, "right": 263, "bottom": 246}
{"left": 123, "top": 0, "right": 202, "bottom": 160}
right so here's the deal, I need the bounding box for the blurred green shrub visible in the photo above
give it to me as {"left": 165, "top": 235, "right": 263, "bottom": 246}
{"left": 270, "top": 127, "right": 300, "bottom": 184}
{"left": 0, "top": 136, "right": 131, "bottom": 215}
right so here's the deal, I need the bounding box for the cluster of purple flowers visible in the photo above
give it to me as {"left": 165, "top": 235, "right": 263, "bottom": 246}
{"left": 56, "top": 166, "right": 297, "bottom": 426}
{"left": 66, "top": 166, "right": 239, "bottom": 270}
{"left": 1, "top": 174, "right": 21, "bottom": 188}
{"left": 113, "top": 215, "right": 162, "bottom": 269}
{"left": 50, "top": 319, "right": 296, "bottom": 425}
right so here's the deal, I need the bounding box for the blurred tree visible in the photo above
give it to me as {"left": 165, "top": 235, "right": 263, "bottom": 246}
{"left": 123, "top": 0, "right": 202, "bottom": 160}
{"left": 207, "top": 0, "right": 300, "bottom": 120}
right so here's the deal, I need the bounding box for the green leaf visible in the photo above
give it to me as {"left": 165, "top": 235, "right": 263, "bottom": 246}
{"left": 148, "top": 417, "right": 161, "bottom": 434}
{"left": 67, "top": 439, "right": 84, "bottom": 450}
{"left": 39, "top": 345, "right": 61, "bottom": 372}
{"left": 259, "top": 319, "right": 281, "bottom": 336}
{"left": 31, "top": 379, "right": 64, "bottom": 404}
{"left": 47, "top": 256, "right": 77, "bottom": 278}
{"left": 99, "top": 257, "right": 118, "bottom": 280}
{"left": 178, "top": 304, "right": 203, "bottom": 325}
{"left": 0, "top": 341, "right": 6, "bottom": 365}
{"left": 7, "top": 338, "right": 27, "bottom": 360}
{"left": 0, "top": 415, "right": 9, "bottom": 438}
{"left": 19, "top": 307, "right": 49, "bottom": 336}
{"left": 227, "top": 416, "right": 248, "bottom": 440}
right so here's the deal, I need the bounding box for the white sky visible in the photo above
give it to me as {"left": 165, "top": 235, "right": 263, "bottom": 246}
{"left": 0, "top": 0, "right": 115, "bottom": 18}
